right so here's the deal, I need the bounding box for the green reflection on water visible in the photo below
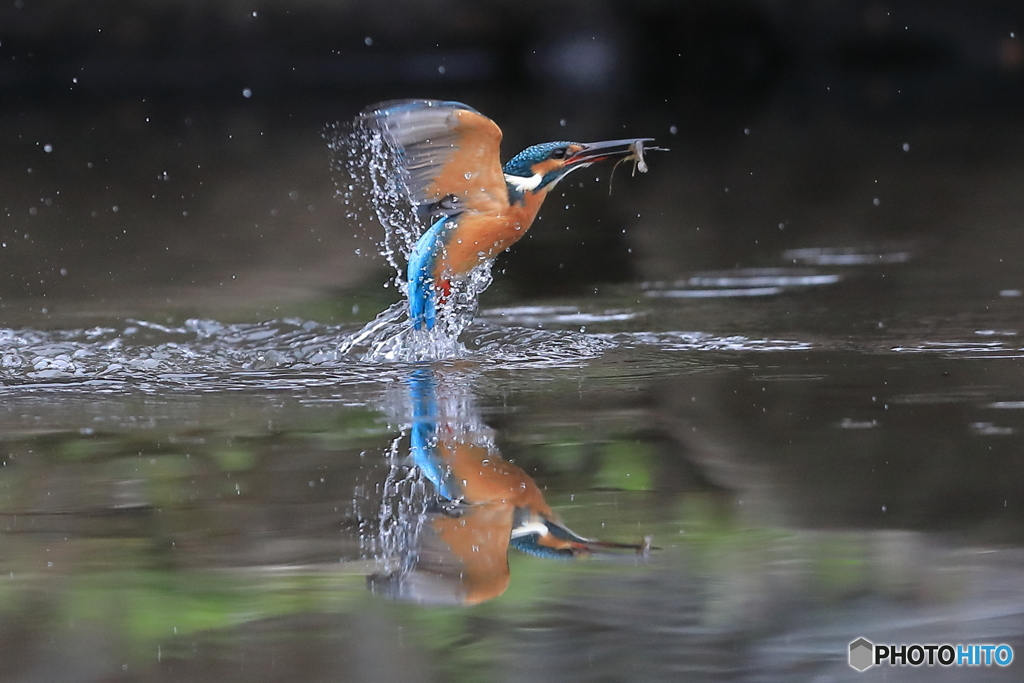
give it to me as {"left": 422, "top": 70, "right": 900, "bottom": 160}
{"left": 61, "top": 570, "right": 367, "bottom": 659}
{"left": 0, "top": 363, "right": 1019, "bottom": 681}
{"left": 594, "top": 440, "right": 655, "bottom": 491}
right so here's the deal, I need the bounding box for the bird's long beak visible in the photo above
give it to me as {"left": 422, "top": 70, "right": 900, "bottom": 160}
{"left": 570, "top": 536, "right": 657, "bottom": 558}
{"left": 566, "top": 138, "right": 657, "bottom": 166}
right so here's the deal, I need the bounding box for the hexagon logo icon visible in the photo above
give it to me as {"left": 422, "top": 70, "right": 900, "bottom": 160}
{"left": 849, "top": 638, "right": 874, "bottom": 671}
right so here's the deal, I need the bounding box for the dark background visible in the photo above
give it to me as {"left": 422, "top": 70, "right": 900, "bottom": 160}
{"left": 2, "top": 0, "right": 1023, "bottom": 320}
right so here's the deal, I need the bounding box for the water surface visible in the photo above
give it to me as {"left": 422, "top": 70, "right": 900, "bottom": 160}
{"left": 2, "top": 237, "right": 1023, "bottom": 681}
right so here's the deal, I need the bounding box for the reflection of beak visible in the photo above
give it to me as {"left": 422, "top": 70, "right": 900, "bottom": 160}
{"left": 566, "top": 138, "right": 657, "bottom": 166}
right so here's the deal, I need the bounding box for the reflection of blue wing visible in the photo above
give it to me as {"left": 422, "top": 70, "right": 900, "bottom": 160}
{"left": 407, "top": 369, "right": 459, "bottom": 499}
{"left": 407, "top": 216, "right": 452, "bottom": 330}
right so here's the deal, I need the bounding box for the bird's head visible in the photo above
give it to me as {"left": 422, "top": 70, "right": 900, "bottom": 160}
{"left": 503, "top": 138, "right": 655, "bottom": 199}
{"left": 509, "top": 507, "right": 592, "bottom": 559}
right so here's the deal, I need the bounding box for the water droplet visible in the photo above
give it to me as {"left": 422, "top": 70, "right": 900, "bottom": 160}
{"left": 902, "top": 142, "right": 910, "bottom": 152}
{"left": 43, "top": 143, "right": 53, "bottom": 153}
{"left": 242, "top": 88, "right": 253, "bottom": 98}
{"left": 669, "top": 125, "right": 678, "bottom": 135}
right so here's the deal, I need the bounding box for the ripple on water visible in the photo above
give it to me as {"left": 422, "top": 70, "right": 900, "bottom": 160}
{"left": 600, "top": 330, "right": 813, "bottom": 353}
{"left": 782, "top": 244, "right": 913, "bottom": 266}
{"left": 466, "top": 324, "right": 615, "bottom": 368}
{"left": 0, "top": 319, "right": 384, "bottom": 393}
{"left": 988, "top": 401, "right": 1024, "bottom": 409}
{"left": 0, "top": 316, "right": 619, "bottom": 393}
{"left": 891, "top": 339, "right": 1024, "bottom": 358}
{"left": 0, "top": 310, "right": 826, "bottom": 395}
{"left": 641, "top": 267, "right": 842, "bottom": 299}
{"left": 478, "top": 306, "right": 641, "bottom": 325}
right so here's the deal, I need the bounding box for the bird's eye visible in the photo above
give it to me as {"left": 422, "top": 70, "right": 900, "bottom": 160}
{"left": 550, "top": 148, "right": 568, "bottom": 160}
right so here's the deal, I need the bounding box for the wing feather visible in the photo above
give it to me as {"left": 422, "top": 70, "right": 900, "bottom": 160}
{"left": 358, "top": 100, "right": 508, "bottom": 216}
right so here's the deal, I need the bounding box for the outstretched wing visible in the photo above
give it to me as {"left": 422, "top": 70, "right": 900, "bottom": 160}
{"left": 358, "top": 100, "right": 508, "bottom": 216}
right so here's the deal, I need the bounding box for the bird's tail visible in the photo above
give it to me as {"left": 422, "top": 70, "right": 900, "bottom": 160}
{"left": 407, "top": 216, "right": 452, "bottom": 330}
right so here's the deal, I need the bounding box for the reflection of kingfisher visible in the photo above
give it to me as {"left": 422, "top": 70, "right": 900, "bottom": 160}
{"left": 359, "top": 100, "right": 660, "bottom": 330}
{"left": 369, "top": 369, "right": 650, "bottom": 605}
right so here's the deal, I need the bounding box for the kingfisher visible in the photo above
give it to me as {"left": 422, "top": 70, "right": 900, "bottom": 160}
{"left": 357, "top": 100, "right": 658, "bottom": 330}
{"left": 368, "top": 368, "right": 650, "bottom": 605}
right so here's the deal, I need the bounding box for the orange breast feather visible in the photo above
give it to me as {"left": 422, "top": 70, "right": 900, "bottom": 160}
{"left": 431, "top": 504, "right": 513, "bottom": 605}
{"left": 438, "top": 439, "right": 553, "bottom": 516}
{"left": 433, "top": 189, "right": 548, "bottom": 281}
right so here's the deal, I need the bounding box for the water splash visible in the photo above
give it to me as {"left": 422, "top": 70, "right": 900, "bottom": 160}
{"left": 326, "top": 118, "right": 418, "bottom": 277}
{"left": 0, "top": 318, "right": 393, "bottom": 393}
{"left": 334, "top": 264, "right": 494, "bottom": 362}
{"left": 358, "top": 370, "right": 493, "bottom": 580}
{"left": 363, "top": 432, "right": 430, "bottom": 572}
{"left": 0, "top": 316, "right": 617, "bottom": 395}
{"left": 326, "top": 117, "right": 495, "bottom": 361}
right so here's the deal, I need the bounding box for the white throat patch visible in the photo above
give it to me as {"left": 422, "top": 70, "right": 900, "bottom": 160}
{"left": 510, "top": 520, "right": 549, "bottom": 538}
{"left": 504, "top": 172, "right": 544, "bottom": 193}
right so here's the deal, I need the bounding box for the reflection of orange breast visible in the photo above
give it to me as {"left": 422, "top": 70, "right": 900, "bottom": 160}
{"left": 438, "top": 439, "right": 554, "bottom": 517}
{"left": 430, "top": 438, "right": 553, "bottom": 604}
{"left": 433, "top": 191, "right": 548, "bottom": 280}
{"left": 431, "top": 504, "right": 513, "bottom": 605}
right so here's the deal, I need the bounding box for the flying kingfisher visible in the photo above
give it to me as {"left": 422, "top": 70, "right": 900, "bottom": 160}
{"left": 358, "top": 100, "right": 658, "bottom": 330}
